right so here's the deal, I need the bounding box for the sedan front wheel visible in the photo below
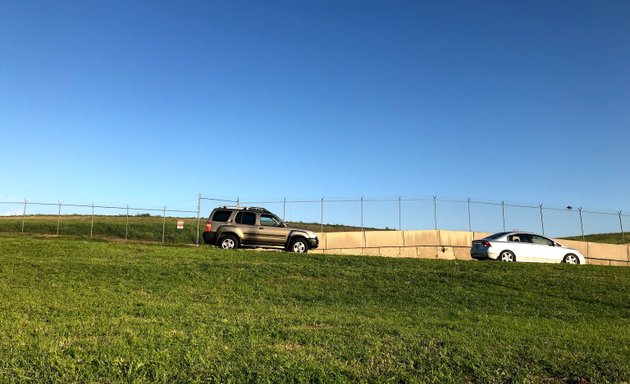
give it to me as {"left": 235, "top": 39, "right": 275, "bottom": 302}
{"left": 563, "top": 254, "right": 580, "bottom": 264}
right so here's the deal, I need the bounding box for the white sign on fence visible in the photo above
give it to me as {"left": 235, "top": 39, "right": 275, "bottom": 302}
{"left": 176, "top": 220, "right": 184, "bottom": 229}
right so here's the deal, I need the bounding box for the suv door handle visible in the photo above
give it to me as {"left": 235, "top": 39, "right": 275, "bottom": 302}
{"left": 259, "top": 227, "right": 265, "bottom": 230}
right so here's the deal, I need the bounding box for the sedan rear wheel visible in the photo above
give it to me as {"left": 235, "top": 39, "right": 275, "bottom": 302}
{"left": 563, "top": 254, "right": 580, "bottom": 264}
{"left": 499, "top": 250, "right": 516, "bottom": 262}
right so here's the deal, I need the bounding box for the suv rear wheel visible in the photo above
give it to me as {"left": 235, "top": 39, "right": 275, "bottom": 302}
{"left": 288, "top": 237, "right": 309, "bottom": 253}
{"left": 218, "top": 234, "right": 239, "bottom": 250}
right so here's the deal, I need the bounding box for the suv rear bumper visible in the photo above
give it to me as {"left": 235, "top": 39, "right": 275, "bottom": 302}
{"left": 202, "top": 231, "right": 217, "bottom": 245}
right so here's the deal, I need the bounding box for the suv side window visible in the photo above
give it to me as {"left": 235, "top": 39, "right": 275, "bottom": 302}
{"left": 235, "top": 212, "right": 256, "bottom": 225}
{"left": 212, "top": 210, "right": 232, "bottom": 222}
{"left": 260, "top": 214, "right": 283, "bottom": 227}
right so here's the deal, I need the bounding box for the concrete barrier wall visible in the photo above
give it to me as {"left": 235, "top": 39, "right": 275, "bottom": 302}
{"left": 313, "top": 230, "right": 629, "bottom": 266}
{"left": 365, "top": 231, "right": 404, "bottom": 247}
{"left": 586, "top": 242, "right": 629, "bottom": 266}
{"left": 403, "top": 230, "right": 440, "bottom": 246}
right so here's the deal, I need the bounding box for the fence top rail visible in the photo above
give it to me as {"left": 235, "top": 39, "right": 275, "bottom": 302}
{"left": 468, "top": 200, "right": 502, "bottom": 206}
{"left": 0, "top": 201, "right": 196, "bottom": 214}
{"left": 199, "top": 197, "right": 238, "bottom": 203}
{"left": 200, "top": 195, "right": 630, "bottom": 216}
{"left": 582, "top": 209, "right": 624, "bottom": 216}
{"left": 542, "top": 206, "right": 578, "bottom": 212}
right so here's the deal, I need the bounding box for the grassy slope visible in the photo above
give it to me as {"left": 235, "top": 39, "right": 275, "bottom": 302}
{"left": 0, "top": 235, "right": 628, "bottom": 383}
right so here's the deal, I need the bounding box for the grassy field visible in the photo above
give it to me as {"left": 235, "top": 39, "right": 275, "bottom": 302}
{"left": 1, "top": 214, "right": 628, "bottom": 248}
{"left": 0, "top": 235, "right": 628, "bottom": 383}
{"left": 0, "top": 215, "right": 383, "bottom": 245}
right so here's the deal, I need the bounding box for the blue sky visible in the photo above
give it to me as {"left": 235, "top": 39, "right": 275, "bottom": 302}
{"left": 1, "top": 0, "right": 629, "bottom": 218}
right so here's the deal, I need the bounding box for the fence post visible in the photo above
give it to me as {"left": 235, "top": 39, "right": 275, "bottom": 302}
{"left": 467, "top": 197, "right": 472, "bottom": 232}
{"left": 125, "top": 205, "right": 129, "bottom": 240}
{"left": 195, "top": 193, "right": 201, "bottom": 245}
{"left": 398, "top": 196, "right": 402, "bottom": 230}
{"left": 283, "top": 197, "right": 287, "bottom": 221}
{"left": 578, "top": 207, "right": 586, "bottom": 241}
{"left": 236, "top": 197, "right": 240, "bottom": 207}
{"left": 539, "top": 204, "right": 545, "bottom": 235}
{"left": 21, "top": 199, "right": 27, "bottom": 233}
{"left": 162, "top": 206, "right": 167, "bottom": 244}
{"left": 56, "top": 201, "right": 62, "bottom": 236}
{"left": 433, "top": 196, "right": 437, "bottom": 230}
{"left": 320, "top": 197, "right": 324, "bottom": 232}
{"left": 619, "top": 211, "right": 625, "bottom": 244}
{"left": 90, "top": 203, "right": 95, "bottom": 239}
{"left": 501, "top": 201, "right": 506, "bottom": 231}
{"left": 360, "top": 196, "right": 364, "bottom": 231}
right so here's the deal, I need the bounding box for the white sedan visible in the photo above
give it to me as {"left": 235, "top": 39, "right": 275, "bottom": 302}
{"left": 470, "top": 232, "right": 586, "bottom": 264}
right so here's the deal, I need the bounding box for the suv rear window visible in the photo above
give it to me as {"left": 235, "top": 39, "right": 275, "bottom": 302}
{"left": 212, "top": 210, "right": 232, "bottom": 222}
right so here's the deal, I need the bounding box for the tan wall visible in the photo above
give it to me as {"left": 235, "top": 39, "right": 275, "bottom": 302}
{"left": 586, "top": 242, "right": 629, "bottom": 263}
{"left": 314, "top": 230, "right": 628, "bottom": 266}
{"left": 403, "top": 230, "right": 440, "bottom": 246}
{"left": 365, "top": 231, "right": 404, "bottom": 247}
{"left": 439, "top": 230, "right": 472, "bottom": 247}
{"left": 323, "top": 231, "right": 365, "bottom": 249}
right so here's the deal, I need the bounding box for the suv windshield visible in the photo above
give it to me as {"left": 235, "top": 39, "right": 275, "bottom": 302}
{"left": 260, "top": 214, "right": 283, "bottom": 227}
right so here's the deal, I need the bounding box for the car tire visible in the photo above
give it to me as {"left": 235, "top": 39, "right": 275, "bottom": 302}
{"left": 218, "top": 234, "right": 239, "bottom": 250}
{"left": 288, "top": 237, "right": 309, "bottom": 253}
{"left": 562, "top": 254, "right": 580, "bottom": 265}
{"left": 499, "top": 250, "right": 516, "bottom": 262}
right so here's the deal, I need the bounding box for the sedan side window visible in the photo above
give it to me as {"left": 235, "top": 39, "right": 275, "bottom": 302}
{"left": 510, "top": 234, "right": 533, "bottom": 243}
{"left": 531, "top": 235, "right": 553, "bottom": 246}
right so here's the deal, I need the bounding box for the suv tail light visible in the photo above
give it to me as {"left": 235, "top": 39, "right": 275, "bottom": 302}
{"left": 204, "top": 221, "right": 211, "bottom": 232}
{"left": 482, "top": 241, "right": 491, "bottom": 248}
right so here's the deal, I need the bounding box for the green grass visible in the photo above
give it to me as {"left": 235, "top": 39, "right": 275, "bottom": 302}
{"left": 0, "top": 235, "right": 628, "bottom": 383}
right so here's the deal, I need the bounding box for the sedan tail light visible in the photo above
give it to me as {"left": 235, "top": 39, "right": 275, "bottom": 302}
{"left": 482, "top": 241, "right": 491, "bottom": 248}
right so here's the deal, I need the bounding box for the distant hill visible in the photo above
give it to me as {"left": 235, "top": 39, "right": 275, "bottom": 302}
{"left": 561, "top": 232, "right": 628, "bottom": 245}
{"left": 286, "top": 221, "right": 390, "bottom": 233}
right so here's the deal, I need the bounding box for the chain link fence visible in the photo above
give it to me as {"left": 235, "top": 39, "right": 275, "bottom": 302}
{"left": 0, "top": 200, "right": 198, "bottom": 244}
{"left": 198, "top": 195, "right": 628, "bottom": 243}
{"left": 0, "top": 195, "right": 627, "bottom": 245}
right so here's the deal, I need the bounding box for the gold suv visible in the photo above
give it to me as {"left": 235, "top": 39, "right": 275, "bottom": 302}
{"left": 202, "top": 206, "right": 319, "bottom": 253}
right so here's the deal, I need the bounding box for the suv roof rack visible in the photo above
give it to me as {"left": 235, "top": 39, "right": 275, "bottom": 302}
{"left": 218, "top": 205, "right": 271, "bottom": 213}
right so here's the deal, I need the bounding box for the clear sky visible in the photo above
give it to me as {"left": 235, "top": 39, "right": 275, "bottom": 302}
{"left": 1, "top": 0, "right": 629, "bottom": 216}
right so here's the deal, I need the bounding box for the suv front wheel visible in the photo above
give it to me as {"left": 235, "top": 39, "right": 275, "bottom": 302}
{"left": 288, "top": 237, "right": 309, "bottom": 253}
